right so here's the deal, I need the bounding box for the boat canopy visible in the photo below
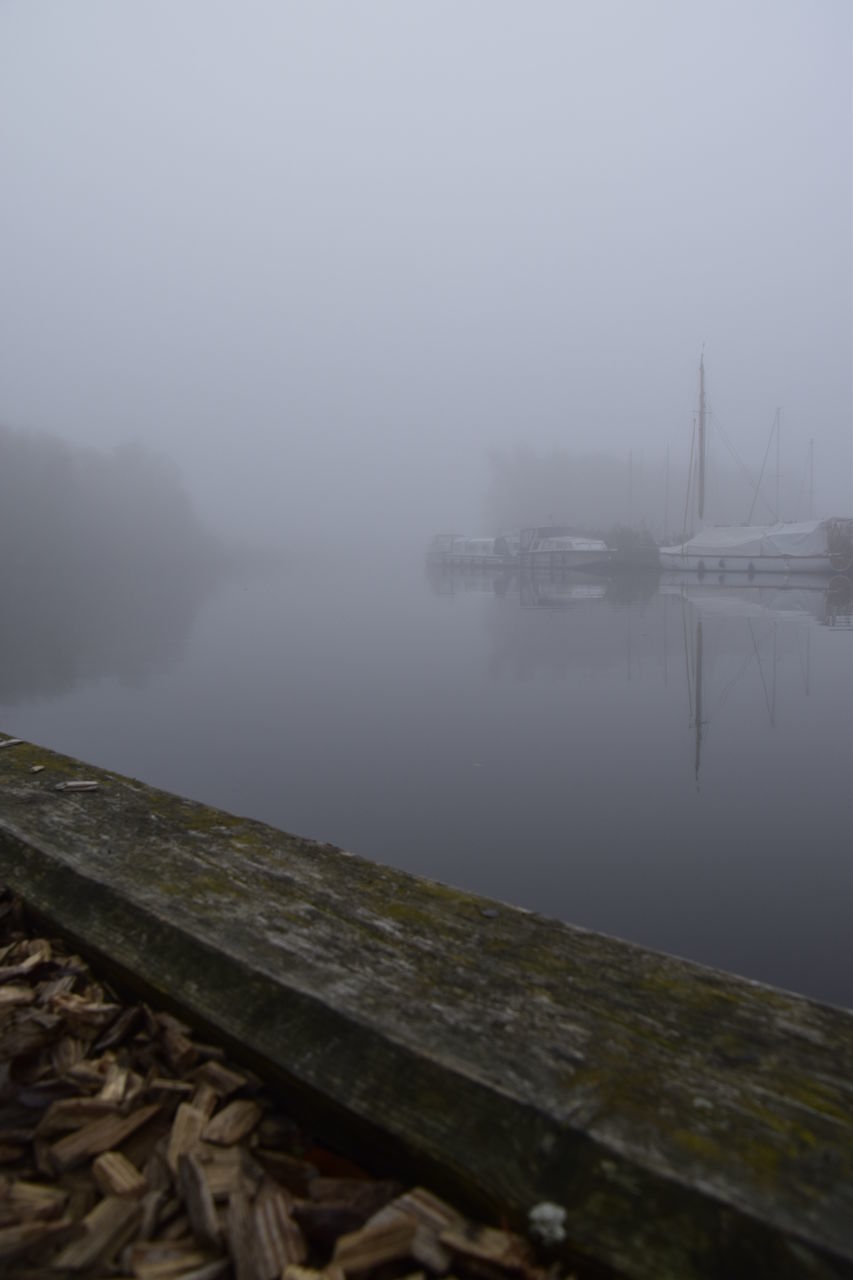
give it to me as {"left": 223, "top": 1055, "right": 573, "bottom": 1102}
{"left": 536, "top": 536, "right": 609, "bottom": 552}
{"left": 460, "top": 538, "right": 497, "bottom": 555}
{"left": 660, "top": 521, "right": 833, "bottom": 559}
{"left": 427, "top": 534, "right": 462, "bottom": 554}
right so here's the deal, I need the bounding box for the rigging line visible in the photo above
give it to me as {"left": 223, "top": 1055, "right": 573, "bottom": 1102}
{"left": 710, "top": 414, "right": 760, "bottom": 490}
{"left": 747, "top": 411, "right": 780, "bottom": 524}
{"left": 747, "top": 618, "right": 774, "bottom": 725}
{"left": 712, "top": 414, "right": 778, "bottom": 521}
{"left": 712, "top": 646, "right": 759, "bottom": 716}
{"left": 794, "top": 443, "right": 809, "bottom": 521}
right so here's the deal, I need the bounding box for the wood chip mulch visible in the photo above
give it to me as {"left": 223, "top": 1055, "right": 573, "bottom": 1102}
{"left": 0, "top": 887, "right": 584, "bottom": 1280}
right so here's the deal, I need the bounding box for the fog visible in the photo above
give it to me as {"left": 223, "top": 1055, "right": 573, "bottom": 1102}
{"left": 1, "top": 1, "right": 850, "bottom": 556}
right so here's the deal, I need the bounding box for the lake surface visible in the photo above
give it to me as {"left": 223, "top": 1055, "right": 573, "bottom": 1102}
{"left": 2, "top": 555, "right": 851, "bottom": 1008}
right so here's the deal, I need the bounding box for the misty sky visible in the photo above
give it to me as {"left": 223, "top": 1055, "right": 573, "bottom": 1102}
{"left": 2, "top": 1, "right": 851, "bottom": 544}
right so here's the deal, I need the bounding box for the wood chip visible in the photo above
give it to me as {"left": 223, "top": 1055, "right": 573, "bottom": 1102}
{"left": 166, "top": 1103, "right": 207, "bottom": 1175}
{"left": 253, "top": 1180, "right": 307, "bottom": 1278}
{"left": 0, "top": 1215, "right": 76, "bottom": 1262}
{"left": 370, "top": 1186, "right": 465, "bottom": 1235}
{"left": 226, "top": 1189, "right": 256, "bottom": 1280}
{"left": 177, "top": 1153, "right": 220, "bottom": 1249}
{"left": 160, "top": 1023, "right": 198, "bottom": 1073}
{"left": 191, "top": 1082, "right": 219, "bottom": 1119}
{"left": 363, "top": 1195, "right": 454, "bottom": 1276}
{"left": 0, "top": 984, "right": 33, "bottom": 1012}
{"left": 195, "top": 1147, "right": 257, "bottom": 1202}
{"left": 0, "top": 738, "right": 23, "bottom": 750}
{"left": 51, "top": 1035, "right": 85, "bottom": 1075}
{"left": 51, "top": 1103, "right": 161, "bottom": 1172}
{"left": 0, "top": 944, "right": 52, "bottom": 981}
{"left": 193, "top": 1060, "right": 247, "bottom": 1099}
{"left": 148, "top": 1077, "right": 196, "bottom": 1102}
{"left": 52, "top": 1194, "right": 143, "bottom": 1269}
{"left": 53, "top": 779, "right": 100, "bottom": 792}
{"left": 0, "top": 1179, "right": 68, "bottom": 1222}
{"left": 181, "top": 1262, "right": 231, "bottom": 1280}
{"left": 283, "top": 1268, "right": 345, "bottom": 1280}
{"left": 439, "top": 1223, "right": 535, "bottom": 1274}
{"left": 203, "top": 1100, "right": 261, "bottom": 1146}
{"left": 37, "top": 1095, "right": 121, "bottom": 1136}
{"left": 333, "top": 1217, "right": 419, "bottom": 1273}
{"left": 0, "top": 1014, "right": 62, "bottom": 1062}
{"left": 97, "top": 1061, "right": 131, "bottom": 1104}
{"left": 127, "top": 1240, "right": 219, "bottom": 1278}
{"left": 66, "top": 1055, "right": 117, "bottom": 1090}
{"left": 93, "top": 1002, "right": 143, "bottom": 1052}
{"left": 137, "top": 1187, "right": 170, "bottom": 1242}
{"left": 93, "top": 1150, "right": 148, "bottom": 1198}
{"left": 170, "top": 1260, "right": 231, "bottom": 1280}
{"left": 51, "top": 990, "right": 121, "bottom": 1030}
{"left": 38, "top": 972, "right": 78, "bottom": 1002}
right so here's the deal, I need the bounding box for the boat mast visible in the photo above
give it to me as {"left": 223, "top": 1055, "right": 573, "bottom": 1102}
{"left": 697, "top": 349, "right": 706, "bottom": 520}
{"left": 775, "top": 407, "right": 781, "bottom": 521}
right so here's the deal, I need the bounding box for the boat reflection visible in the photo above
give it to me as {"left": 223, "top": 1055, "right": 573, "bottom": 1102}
{"left": 520, "top": 575, "right": 607, "bottom": 608}
{"left": 667, "top": 573, "right": 853, "bottom": 787}
{"left": 659, "top": 570, "right": 853, "bottom": 628}
{"left": 424, "top": 563, "right": 517, "bottom": 597}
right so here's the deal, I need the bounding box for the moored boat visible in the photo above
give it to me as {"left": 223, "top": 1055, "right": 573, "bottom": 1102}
{"left": 658, "top": 518, "right": 853, "bottom": 575}
{"left": 425, "top": 534, "right": 519, "bottom": 567}
{"left": 519, "top": 526, "right": 613, "bottom": 573}
{"left": 661, "top": 352, "right": 853, "bottom": 575}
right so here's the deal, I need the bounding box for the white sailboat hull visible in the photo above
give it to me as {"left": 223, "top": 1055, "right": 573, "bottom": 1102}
{"left": 659, "top": 520, "right": 851, "bottom": 575}
{"left": 658, "top": 549, "right": 835, "bottom": 574}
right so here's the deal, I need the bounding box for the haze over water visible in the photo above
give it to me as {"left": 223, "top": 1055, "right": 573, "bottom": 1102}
{"left": 1, "top": 4, "right": 851, "bottom": 1011}
{"left": 1, "top": 557, "right": 850, "bottom": 1009}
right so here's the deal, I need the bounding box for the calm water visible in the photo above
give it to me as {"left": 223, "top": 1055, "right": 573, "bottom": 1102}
{"left": 2, "top": 556, "right": 851, "bottom": 1008}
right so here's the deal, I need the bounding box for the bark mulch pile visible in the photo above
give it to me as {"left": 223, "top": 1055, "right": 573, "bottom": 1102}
{"left": 0, "top": 887, "right": 588, "bottom": 1280}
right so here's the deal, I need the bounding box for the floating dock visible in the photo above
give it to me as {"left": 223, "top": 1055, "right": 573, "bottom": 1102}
{"left": 0, "top": 733, "right": 851, "bottom": 1279}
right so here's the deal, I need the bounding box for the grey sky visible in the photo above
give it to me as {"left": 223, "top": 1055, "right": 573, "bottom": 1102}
{"left": 1, "top": 1, "right": 850, "bottom": 542}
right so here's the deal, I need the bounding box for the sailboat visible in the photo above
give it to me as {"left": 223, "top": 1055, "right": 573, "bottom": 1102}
{"left": 658, "top": 355, "right": 853, "bottom": 575}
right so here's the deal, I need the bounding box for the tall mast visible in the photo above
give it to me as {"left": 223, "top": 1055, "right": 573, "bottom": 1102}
{"left": 775, "top": 407, "right": 781, "bottom": 520}
{"left": 697, "top": 349, "right": 706, "bottom": 519}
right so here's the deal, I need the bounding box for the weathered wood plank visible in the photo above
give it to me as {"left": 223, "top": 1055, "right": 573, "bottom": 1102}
{"left": 1, "top": 732, "right": 852, "bottom": 1279}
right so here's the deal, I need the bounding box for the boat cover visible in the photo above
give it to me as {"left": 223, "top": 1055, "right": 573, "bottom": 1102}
{"left": 537, "top": 536, "right": 609, "bottom": 552}
{"left": 660, "top": 521, "right": 830, "bottom": 559}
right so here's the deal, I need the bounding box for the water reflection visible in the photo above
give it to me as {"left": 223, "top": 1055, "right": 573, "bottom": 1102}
{"left": 2, "top": 550, "right": 849, "bottom": 1006}
{"left": 659, "top": 571, "right": 853, "bottom": 628}
{"left": 663, "top": 573, "right": 853, "bottom": 786}
{"left": 424, "top": 563, "right": 516, "bottom": 597}
{"left": 0, "top": 557, "right": 223, "bottom": 704}
{"left": 423, "top": 561, "right": 851, "bottom": 1009}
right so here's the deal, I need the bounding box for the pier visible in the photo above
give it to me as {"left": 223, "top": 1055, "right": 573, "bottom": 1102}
{"left": 1, "top": 733, "right": 851, "bottom": 1279}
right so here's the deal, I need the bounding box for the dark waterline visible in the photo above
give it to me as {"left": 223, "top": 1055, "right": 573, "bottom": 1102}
{"left": 2, "top": 558, "right": 851, "bottom": 1009}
